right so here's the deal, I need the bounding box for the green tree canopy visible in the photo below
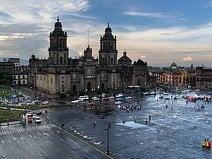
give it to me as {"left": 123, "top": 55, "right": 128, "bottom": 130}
{"left": 0, "top": 72, "right": 13, "bottom": 85}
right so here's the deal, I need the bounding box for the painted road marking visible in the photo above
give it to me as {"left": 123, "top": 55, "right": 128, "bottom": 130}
{"left": 54, "top": 125, "right": 113, "bottom": 159}
{"left": 0, "top": 124, "right": 56, "bottom": 136}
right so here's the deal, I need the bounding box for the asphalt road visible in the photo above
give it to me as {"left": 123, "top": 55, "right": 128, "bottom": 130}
{"left": 0, "top": 92, "right": 212, "bottom": 159}
{"left": 47, "top": 93, "right": 212, "bottom": 159}
{"left": 0, "top": 120, "right": 110, "bottom": 159}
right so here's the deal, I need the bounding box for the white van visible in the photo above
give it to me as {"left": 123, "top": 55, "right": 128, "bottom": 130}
{"left": 78, "top": 95, "right": 89, "bottom": 102}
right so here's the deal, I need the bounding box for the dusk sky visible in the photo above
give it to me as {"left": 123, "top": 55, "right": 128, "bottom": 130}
{"left": 0, "top": 0, "right": 212, "bottom": 67}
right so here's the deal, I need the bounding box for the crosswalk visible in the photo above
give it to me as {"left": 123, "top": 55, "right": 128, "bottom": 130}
{"left": 0, "top": 124, "right": 56, "bottom": 136}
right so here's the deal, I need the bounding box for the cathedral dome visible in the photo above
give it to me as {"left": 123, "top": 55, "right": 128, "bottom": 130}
{"left": 54, "top": 17, "right": 62, "bottom": 29}
{"left": 105, "top": 23, "right": 112, "bottom": 33}
{"left": 170, "top": 62, "right": 177, "bottom": 69}
{"left": 118, "top": 51, "right": 132, "bottom": 65}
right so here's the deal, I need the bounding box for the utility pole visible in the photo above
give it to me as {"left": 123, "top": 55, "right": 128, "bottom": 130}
{"left": 105, "top": 122, "right": 111, "bottom": 155}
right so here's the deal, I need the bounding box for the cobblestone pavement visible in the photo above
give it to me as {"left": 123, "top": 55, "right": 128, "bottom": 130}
{"left": 47, "top": 93, "right": 212, "bottom": 159}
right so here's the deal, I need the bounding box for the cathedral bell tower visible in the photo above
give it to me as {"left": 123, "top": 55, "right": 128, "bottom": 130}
{"left": 48, "top": 17, "right": 69, "bottom": 65}
{"left": 84, "top": 45, "right": 92, "bottom": 59}
{"left": 99, "top": 23, "right": 118, "bottom": 66}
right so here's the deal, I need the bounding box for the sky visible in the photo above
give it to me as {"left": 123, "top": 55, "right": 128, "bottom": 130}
{"left": 0, "top": 0, "right": 212, "bottom": 67}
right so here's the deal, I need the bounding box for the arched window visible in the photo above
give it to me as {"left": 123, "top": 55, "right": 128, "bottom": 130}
{"left": 111, "top": 58, "right": 113, "bottom": 64}
{"left": 73, "top": 85, "right": 77, "bottom": 93}
{"left": 87, "top": 82, "right": 91, "bottom": 91}
{"left": 60, "top": 57, "right": 63, "bottom": 64}
{"left": 64, "top": 54, "right": 66, "bottom": 64}
{"left": 101, "top": 43, "right": 103, "bottom": 50}
{"left": 101, "top": 83, "right": 105, "bottom": 90}
{"left": 57, "top": 54, "right": 59, "bottom": 64}
{"left": 137, "top": 79, "right": 141, "bottom": 86}
{"left": 62, "top": 85, "right": 64, "bottom": 92}
{"left": 60, "top": 39, "right": 62, "bottom": 48}
{"left": 57, "top": 39, "right": 59, "bottom": 48}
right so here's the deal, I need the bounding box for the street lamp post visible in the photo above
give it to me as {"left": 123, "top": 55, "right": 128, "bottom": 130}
{"left": 105, "top": 122, "right": 111, "bottom": 155}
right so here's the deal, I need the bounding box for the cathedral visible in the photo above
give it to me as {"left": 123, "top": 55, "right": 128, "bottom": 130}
{"left": 29, "top": 18, "right": 148, "bottom": 94}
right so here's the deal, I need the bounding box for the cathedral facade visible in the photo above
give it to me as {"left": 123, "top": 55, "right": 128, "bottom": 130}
{"left": 29, "top": 18, "right": 148, "bottom": 94}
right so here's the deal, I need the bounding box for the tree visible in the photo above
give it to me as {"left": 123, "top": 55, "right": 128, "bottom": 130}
{"left": 0, "top": 72, "right": 13, "bottom": 85}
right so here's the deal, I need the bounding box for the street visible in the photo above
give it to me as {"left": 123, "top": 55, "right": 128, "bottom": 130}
{"left": 47, "top": 93, "right": 212, "bottom": 159}
{"left": 0, "top": 92, "right": 212, "bottom": 159}
{"left": 0, "top": 118, "right": 110, "bottom": 159}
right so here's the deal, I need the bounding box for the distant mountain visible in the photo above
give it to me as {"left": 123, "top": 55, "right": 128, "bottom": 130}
{"left": 20, "top": 59, "right": 29, "bottom": 65}
{"left": 0, "top": 57, "right": 29, "bottom": 66}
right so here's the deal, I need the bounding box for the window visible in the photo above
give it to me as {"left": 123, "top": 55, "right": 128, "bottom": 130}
{"left": 61, "top": 70, "right": 65, "bottom": 73}
{"left": 101, "top": 73, "right": 104, "bottom": 78}
{"left": 87, "top": 69, "right": 91, "bottom": 74}
{"left": 60, "top": 57, "right": 63, "bottom": 64}
{"left": 64, "top": 54, "right": 66, "bottom": 64}
{"left": 60, "top": 39, "right": 62, "bottom": 48}
{"left": 111, "top": 58, "right": 113, "bottom": 64}
{"left": 62, "top": 85, "right": 64, "bottom": 92}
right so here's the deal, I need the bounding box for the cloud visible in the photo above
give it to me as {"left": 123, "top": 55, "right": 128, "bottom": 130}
{"left": 113, "top": 22, "right": 212, "bottom": 66}
{"left": 140, "top": 56, "right": 146, "bottom": 59}
{"left": 116, "top": 22, "right": 212, "bottom": 44}
{"left": 69, "top": 13, "right": 97, "bottom": 20}
{"left": 124, "top": 11, "right": 170, "bottom": 19}
{"left": 183, "top": 56, "right": 192, "bottom": 62}
{"left": 0, "top": 0, "right": 95, "bottom": 59}
{"left": 204, "top": 1, "right": 212, "bottom": 8}
{"left": 0, "top": 0, "right": 90, "bottom": 24}
{"left": 0, "top": 0, "right": 211, "bottom": 67}
{"left": 124, "top": 10, "right": 186, "bottom": 22}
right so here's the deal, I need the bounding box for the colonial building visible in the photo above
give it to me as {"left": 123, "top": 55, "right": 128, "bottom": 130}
{"left": 0, "top": 62, "right": 15, "bottom": 73}
{"left": 0, "top": 58, "right": 30, "bottom": 86}
{"left": 29, "top": 18, "right": 148, "bottom": 94}
{"left": 196, "top": 67, "right": 212, "bottom": 89}
{"left": 12, "top": 73, "right": 28, "bottom": 86}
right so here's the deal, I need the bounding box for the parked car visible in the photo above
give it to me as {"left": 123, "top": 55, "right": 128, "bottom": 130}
{"left": 41, "top": 101, "right": 49, "bottom": 105}
{"left": 35, "top": 117, "right": 41, "bottom": 124}
{"left": 26, "top": 113, "right": 33, "bottom": 118}
{"left": 28, "top": 117, "right": 32, "bottom": 123}
{"left": 71, "top": 100, "right": 79, "bottom": 104}
{"left": 33, "top": 111, "right": 42, "bottom": 115}
{"left": 15, "top": 103, "right": 24, "bottom": 107}
{"left": 91, "top": 96, "right": 99, "bottom": 101}
{"left": 32, "top": 114, "right": 37, "bottom": 120}
{"left": 78, "top": 95, "right": 89, "bottom": 102}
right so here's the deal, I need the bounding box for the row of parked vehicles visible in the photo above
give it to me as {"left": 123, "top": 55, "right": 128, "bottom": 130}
{"left": 71, "top": 93, "right": 133, "bottom": 104}
{"left": 25, "top": 111, "right": 42, "bottom": 124}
